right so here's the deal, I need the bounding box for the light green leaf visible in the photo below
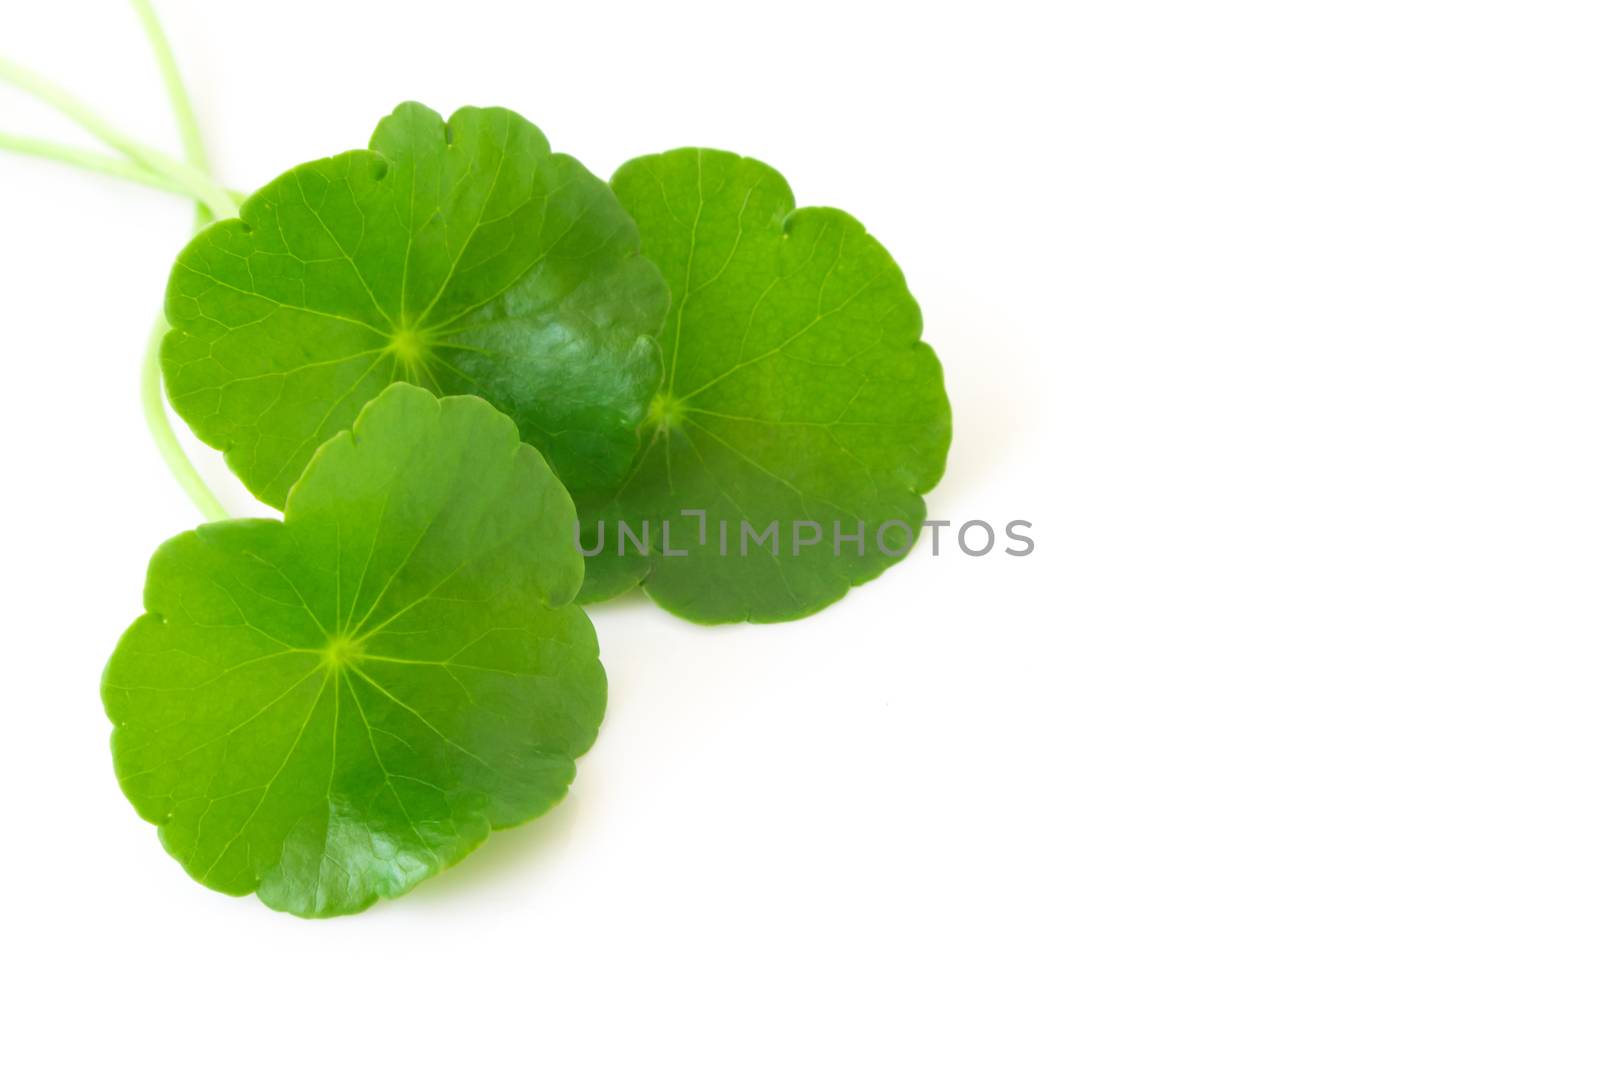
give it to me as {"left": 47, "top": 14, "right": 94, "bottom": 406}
{"left": 103, "top": 384, "right": 605, "bottom": 917}
{"left": 163, "top": 102, "right": 668, "bottom": 509}
{"left": 576, "top": 149, "right": 952, "bottom": 622}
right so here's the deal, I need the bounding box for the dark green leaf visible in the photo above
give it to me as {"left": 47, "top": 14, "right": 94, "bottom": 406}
{"left": 576, "top": 149, "right": 952, "bottom": 622}
{"left": 163, "top": 103, "right": 668, "bottom": 509}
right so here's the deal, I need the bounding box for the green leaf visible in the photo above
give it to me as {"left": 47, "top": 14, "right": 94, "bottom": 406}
{"left": 162, "top": 102, "right": 668, "bottom": 509}
{"left": 575, "top": 149, "right": 952, "bottom": 622}
{"left": 103, "top": 383, "right": 605, "bottom": 917}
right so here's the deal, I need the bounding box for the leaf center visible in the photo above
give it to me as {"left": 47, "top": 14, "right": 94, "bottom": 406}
{"left": 320, "top": 633, "right": 366, "bottom": 672}
{"left": 388, "top": 326, "right": 430, "bottom": 366}
{"left": 647, "top": 392, "right": 686, "bottom": 431}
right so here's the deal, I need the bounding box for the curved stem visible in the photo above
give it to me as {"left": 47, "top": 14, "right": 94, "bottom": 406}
{"left": 0, "top": 131, "right": 196, "bottom": 196}
{"left": 0, "top": 54, "right": 235, "bottom": 220}
{"left": 0, "top": 6, "right": 243, "bottom": 521}
{"left": 130, "top": 0, "right": 215, "bottom": 232}
{"left": 0, "top": 128, "right": 247, "bottom": 207}
{"left": 131, "top": 0, "right": 239, "bottom": 521}
{"left": 130, "top": 0, "right": 206, "bottom": 172}
{"left": 141, "top": 317, "right": 229, "bottom": 522}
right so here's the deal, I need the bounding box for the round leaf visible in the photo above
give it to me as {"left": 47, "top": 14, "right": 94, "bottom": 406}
{"left": 163, "top": 102, "right": 668, "bottom": 509}
{"left": 104, "top": 384, "right": 605, "bottom": 916}
{"left": 577, "top": 149, "right": 952, "bottom": 622}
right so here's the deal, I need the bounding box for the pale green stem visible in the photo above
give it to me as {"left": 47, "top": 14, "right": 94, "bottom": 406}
{"left": 0, "top": 5, "right": 244, "bottom": 521}
{"left": 0, "top": 131, "right": 195, "bottom": 196}
{"left": 0, "top": 54, "right": 235, "bottom": 220}
{"left": 130, "top": 0, "right": 207, "bottom": 172}
{"left": 0, "top": 128, "right": 246, "bottom": 206}
{"left": 140, "top": 317, "right": 229, "bottom": 521}
{"left": 131, "top": 0, "right": 239, "bottom": 521}
{"left": 130, "top": 0, "right": 214, "bottom": 232}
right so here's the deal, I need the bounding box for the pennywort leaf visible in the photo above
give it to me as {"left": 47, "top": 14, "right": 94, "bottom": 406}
{"left": 162, "top": 103, "right": 669, "bottom": 509}
{"left": 576, "top": 149, "right": 952, "bottom": 622}
{"left": 104, "top": 384, "right": 605, "bottom": 916}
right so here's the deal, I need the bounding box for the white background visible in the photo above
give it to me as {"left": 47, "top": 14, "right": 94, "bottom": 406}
{"left": 1, "top": 1, "right": 1596, "bottom": 1063}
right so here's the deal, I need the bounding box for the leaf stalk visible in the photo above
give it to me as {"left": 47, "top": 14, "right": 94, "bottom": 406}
{"left": 0, "top": 3, "right": 243, "bottom": 521}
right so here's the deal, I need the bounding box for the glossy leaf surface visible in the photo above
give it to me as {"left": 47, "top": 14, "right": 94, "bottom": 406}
{"left": 104, "top": 384, "right": 605, "bottom": 916}
{"left": 577, "top": 149, "right": 951, "bottom": 622}
{"left": 163, "top": 103, "right": 667, "bottom": 508}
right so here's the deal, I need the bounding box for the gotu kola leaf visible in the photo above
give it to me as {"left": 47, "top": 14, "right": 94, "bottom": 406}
{"left": 575, "top": 149, "right": 952, "bottom": 622}
{"left": 103, "top": 383, "right": 605, "bottom": 917}
{"left": 163, "top": 102, "right": 668, "bottom": 510}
